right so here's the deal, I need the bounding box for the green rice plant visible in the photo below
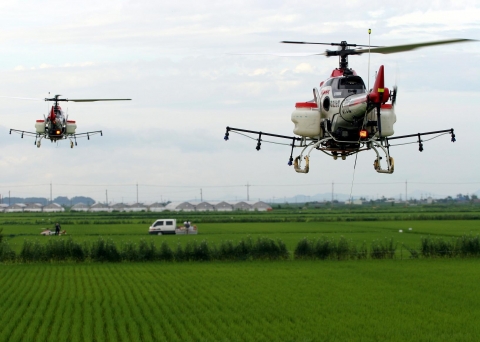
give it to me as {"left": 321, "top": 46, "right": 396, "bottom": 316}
{"left": 44, "top": 238, "right": 69, "bottom": 261}
{"left": 138, "top": 239, "right": 156, "bottom": 261}
{"left": 90, "top": 238, "right": 121, "bottom": 262}
{"left": 313, "top": 237, "right": 336, "bottom": 260}
{"left": 351, "top": 241, "right": 368, "bottom": 260}
{"left": 0, "top": 228, "right": 3, "bottom": 243}
{"left": 420, "top": 236, "right": 456, "bottom": 258}
{"left": 0, "top": 241, "right": 16, "bottom": 262}
{"left": 234, "top": 236, "right": 254, "bottom": 260}
{"left": 158, "top": 241, "right": 174, "bottom": 261}
{"left": 335, "top": 236, "right": 351, "bottom": 260}
{"left": 293, "top": 238, "right": 314, "bottom": 259}
{"left": 458, "top": 234, "right": 480, "bottom": 257}
{"left": 216, "top": 240, "right": 235, "bottom": 260}
{"left": 20, "top": 239, "right": 46, "bottom": 262}
{"left": 65, "top": 238, "right": 86, "bottom": 262}
{"left": 195, "top": 240, "right": 212, "bottom": 261}
{"left": 121, "top": 240, "right": 139, "bottom": 261}
{"left": 370, "top": 238, "right": 397, "bottom": 259}
{"left": 174, "top": 243, "right": 186, "bottom": 261}
{"left": 251, "top": 237, "right": 289, "bottom": 260}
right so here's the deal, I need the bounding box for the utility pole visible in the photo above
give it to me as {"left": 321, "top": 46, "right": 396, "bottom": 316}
{"left": 246, "top": 182, "right": 250, "bottom": 201}
{"left": 331, "top": 181, "right": 334, "bottom": 203}
{"left": 106, "top": 190, "right": 108, "bottom": 205}
{"left": 200, "top": 188, "right": 203, "bottom": 202}
{"left": 405, "top": 180, "right": 408, "bottom": 204}
{"left": 9, "top": 191, "right": 11, "bottom": 205}
{"left": 50, "top": 182, "right": 52, "bottom": 204}
{"left": 136, "top": 183, "right": 139, "bottom": 204}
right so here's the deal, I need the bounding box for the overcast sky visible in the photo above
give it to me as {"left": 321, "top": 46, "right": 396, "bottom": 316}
{"left": 0, "top": 0, "right": 479, "bottom": 204}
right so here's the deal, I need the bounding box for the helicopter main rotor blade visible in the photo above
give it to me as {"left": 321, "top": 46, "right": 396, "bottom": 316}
{"left": 45, "top": 98, "right": 132, "bottom": 102}
{"left": 67, "top": 99, "right": 132, "bottom": 102}
{"left": 0, "top": 96, "right": 43, "bottom": 101}
{"left": 227, "top": 52, "right": 326, "bottom": 57}
{"left": 281, "top": 41, "right": 381, "bottom": 48}
{"left": 355, "top": 38, "right": 476, "bottom": 55}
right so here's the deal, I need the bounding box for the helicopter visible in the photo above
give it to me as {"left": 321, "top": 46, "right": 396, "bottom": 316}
{"left": 9, "top": 94, "right": 131, "bottom": 148}
{"left": 224, "top": 38, "right": 474, "bottom": 174}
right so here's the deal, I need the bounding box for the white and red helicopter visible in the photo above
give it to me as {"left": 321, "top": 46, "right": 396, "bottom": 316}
{"left": 225, "top": 38, "right": 474, "bottom": 174}
{"left": 9, "top": 94, "right": 131, "bottom": 148}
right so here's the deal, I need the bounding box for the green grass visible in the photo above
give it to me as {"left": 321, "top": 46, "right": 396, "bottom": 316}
{"left": 1, "top": 260, "right": 479, "bottom": 341}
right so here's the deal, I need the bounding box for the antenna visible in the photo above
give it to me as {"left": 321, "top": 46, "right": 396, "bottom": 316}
{"left": 368, "top": 28, "right": 371, "bottom": 90}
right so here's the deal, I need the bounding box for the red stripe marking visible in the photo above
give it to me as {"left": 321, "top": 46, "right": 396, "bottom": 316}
{"left": 295, "top": 102, "right": 317, "bottom": 108}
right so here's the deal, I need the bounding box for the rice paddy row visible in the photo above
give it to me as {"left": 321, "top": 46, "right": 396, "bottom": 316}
{"left": 1, "top": 260, "right": 479, "bottom": 342}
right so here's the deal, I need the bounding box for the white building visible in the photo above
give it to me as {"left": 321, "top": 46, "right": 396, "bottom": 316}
{"left": 89, "top": 203, "right": 111, "bottom": 212}
{"left": 43, "top": 203, "right": 65, "bottom": 213}
{"left": 24, "top": 203, "right": 44, "bottom": 212}
{"left": 195, "top": 202, "right": 215, "bottom": 211}
{"left": 251, "top": 201, "right": 272, "bottom": 211}
{"left": 165, "top": 202, "right": 196, "bottom": 211}
{"left": 71, "top": 203, "right": 89, "bottom": 212}
{"left": 110, "top": 203, "right": 127, "bottom": 212}
{"left": 214, "top": 201, "right": 233, "bottom": 211}
{"left": 233, "top": 201, "right": 253, "bottom": 211}
{"left": 148, "top": 202, "right": 166, "bottom": 212}
{"left": 125, "top": 203, "right": 147, "bottom": 212}
{"left": 5, "top": 203, "right": 26, "bottom": 213}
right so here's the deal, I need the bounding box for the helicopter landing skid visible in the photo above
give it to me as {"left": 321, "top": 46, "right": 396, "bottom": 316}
{"left": 35, "top": 135, "right": 43, "bottom": 148}
{"left": 371, "top": 141, "right": 394, "bottom": 174}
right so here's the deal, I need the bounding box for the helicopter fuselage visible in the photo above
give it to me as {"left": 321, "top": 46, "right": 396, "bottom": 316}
{"left": 291, "top": 68, "right": 396, "bottom": 151}
{"left": 35, "top": 105, "right": 77, "bottom": 141}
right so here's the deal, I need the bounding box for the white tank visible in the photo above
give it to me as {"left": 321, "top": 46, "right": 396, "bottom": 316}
{"left": 66, "top": 120, "right": 77, "bottom": 134}
{"left": 291, "top": 102, "right": 321, "bottom": 137}
{"left": 368, "top": 105, "right": 396, "bottom": 137}
{"left": 35, "top": 120, "right": 45, "bottom": 133}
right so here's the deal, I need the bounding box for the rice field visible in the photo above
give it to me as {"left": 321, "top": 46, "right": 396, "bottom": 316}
{"left": 3, "top": 219, "right": 480, "bottom": 255}
{"left": 1, "top": 260, "right": 480, "bottom": 341}
{"left": 1, "top": 210, "right": 480, "bottom": 340}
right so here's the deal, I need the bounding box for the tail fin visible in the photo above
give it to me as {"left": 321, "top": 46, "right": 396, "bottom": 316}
{"left": 368, "top": 65, "right": 389, "bottom": 104}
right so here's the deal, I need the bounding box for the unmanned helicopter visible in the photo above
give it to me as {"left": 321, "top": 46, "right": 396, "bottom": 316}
{"left": 9, "top": 94, "right": 131, "bottom": 148}
{"left": 225, "top": 38, "right": 474, "bottom": 174}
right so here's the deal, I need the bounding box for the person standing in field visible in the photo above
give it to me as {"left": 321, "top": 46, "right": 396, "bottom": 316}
{"left": 55, "top": 222, "right": 61, "bottom": 235}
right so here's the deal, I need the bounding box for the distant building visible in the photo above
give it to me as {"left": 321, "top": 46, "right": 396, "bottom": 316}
{"left": 148, "top": 202, "right": 166, "bottom": 212}
{"left": 89, "top": 203, "right": 111, "bottom": 212}
{"left": 214, "top": 201, "right": 233, "bottom": 211}
{"left": 195, "top": 202, "right": 215, "bottom": 211}
{"left": 251, "top": 201, "right": 272, "bottom": 211}
{"left": 165, "top": 202, "right": 196, "bottom": 211}
{"left": 110, "top": 203, "right": 127, "bottom": 212}
{"left": 43, "top": 203, "right": 65, "bottom": 213}
{"left": 125, "top": 203, "right": 147, "bottom": 212}
{"left": 24, "top": 203, "right": 43, "bottom": 212}
{"left": 5, "top": 203, "right": 26, "bottom": 213}
{"left": 71, "top": 203, "right": 89, "bottom": 212}
{"left": 233, "top": 201, "right": 253, "bottom": 211}
{"left": 344, "top": 199, "right": 363, "bottom": 205}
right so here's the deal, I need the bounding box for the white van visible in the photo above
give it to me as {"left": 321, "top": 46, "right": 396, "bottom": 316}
{"left": 148, "top": 219, "right": 177, "bottom": 235}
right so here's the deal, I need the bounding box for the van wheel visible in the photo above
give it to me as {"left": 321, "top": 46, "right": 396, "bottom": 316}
{"left": 157, "top": 232, "right": 163, "bottom": 235}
